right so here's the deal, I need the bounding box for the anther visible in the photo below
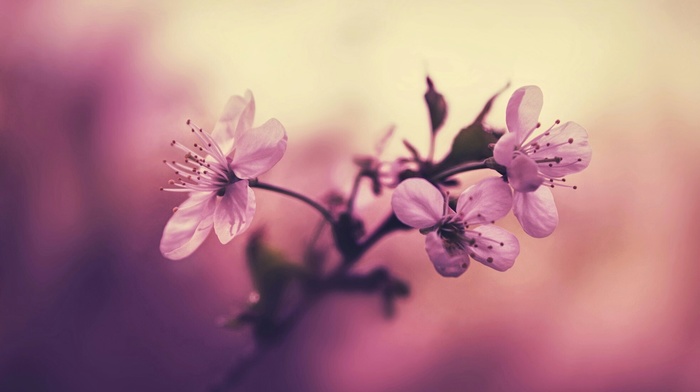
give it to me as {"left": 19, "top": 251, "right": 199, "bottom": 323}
{"left": 486, "top": 257, "right": 493, "bottom": 263}
{"left": 500, "top": 242, "right": 504, "bottom": 246}
{"left": 536, "top": 122, "right": 541, "bottom": 128}
{"left": 573, "top": 186, "right": 578, "bottom": 190}
{"left": 568, "top": 138, "right": 574, "bottom": 144}
{"left": 172, "top": 207, "right": 179, "bottom": 213}
{"left": 186, "top": 119, "right": 191, "bottom": 125}
{"left": 555, "top": 119, "right": 560, "bottom": 124}
{"left": 159, "top": 187, "right": 164, "bottom": 191}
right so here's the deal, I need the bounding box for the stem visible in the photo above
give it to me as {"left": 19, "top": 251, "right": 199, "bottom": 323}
{"left": 345, "top": 171, "right": 363, "bottom": 216}
{"left": 426, "top": 133, "right": 436, "bottom": 164}
{"left": 431, "top": 160, "right": 489, "bottom": 182}
{"left": 249, "top": 180, "right": 334, "bottom": 223}
{"left": 333, "top": 213, "right": 408, "bottom": 276}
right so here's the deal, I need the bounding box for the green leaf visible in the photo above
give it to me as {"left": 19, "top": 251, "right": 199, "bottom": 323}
{"left": 432, "top": 83, "right": 510, "bottom": 174}
{"left": 245, "top": 229, "right": 308, "bottom": 319}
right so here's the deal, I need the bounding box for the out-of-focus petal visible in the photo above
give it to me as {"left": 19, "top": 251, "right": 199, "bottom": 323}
{"left": 214, "top": 181, "right": 256, "bottom": 244}
{"left": 391, "top": 178, "right": 444, "bottom": 229}
{"left": 470, "top": 225, "right": 520, "bottom": 271}
{"left": 211, "top": 91, "right": 255, "bottom": 155}
{"left": 530, "top": 121, "right": 592, "bottom": 178}
{"left": 425, "top": 232, "right": 469, "bottom": 277}
{"left": 160, "top": 191, "right": 217, "bottom": 260}
{"left": 456, "top": 177, "right": 512, "bottom": 224}
{"left": 508, "top": 155, "right": 544, "bottom": 193}
{"left": 513, "top": 186, "right": 558, "bottom": 238}
{"left": 231, "top": 118, "right": 287, "bottom": 179}
{"left": 493, "top": 132, "right": 518, "bottom": 167}
{"left": 506, "top": 85, "right": 543, "bottom": 144}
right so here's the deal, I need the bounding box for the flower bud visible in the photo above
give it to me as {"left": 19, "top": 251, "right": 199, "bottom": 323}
{"left": 424, "top": 76, "right": 447, "bottom": 134}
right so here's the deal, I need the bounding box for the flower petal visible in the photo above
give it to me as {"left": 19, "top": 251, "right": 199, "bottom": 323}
{"left": 529, "top": 121, "right": 592, "bottom": 178}
{"left": 506, "top": 85, "right": 543, "bottom": 144}
{"left": 513, "top": 186, "right": 558, "bottom": 238}
{"left": 230, "top": 118, "right": 287, "bottom": 179}
{"left": 508, "top": 155, "right": 544, "bottom": 193}
{"left": 456, "top": 177, "right": 512, "bottom": 224}
{"left": 424, "top": 232, "right": 469, "bottom": 277}
{"left": 211, "top": 91, "right": 255, "bottom": 155}
{"left": 469, "top": 225, "right": 520, "bottom": 271}
{"left": 391, "top": 178, "right": 444, "bottom": 229}
{"left": 493, "top": 132, "right": 518, "bottom": 167}
{"left": 214, "top": 181, "right": 256, "bottom": 244}
{"left": 160, "top": 191, "right": 217, "bottom": 260}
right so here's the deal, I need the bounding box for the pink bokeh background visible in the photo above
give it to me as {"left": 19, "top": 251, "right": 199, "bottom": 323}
{"left": 2, "top": 1, "right": 700, "bottom": 391}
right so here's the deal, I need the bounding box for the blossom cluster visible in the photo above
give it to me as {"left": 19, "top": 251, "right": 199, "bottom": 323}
{"left": 391, "top": 85, "right": 591, "bottom": 276}
{"left": 158, "top": 84, "right": 591, "bottom": 281}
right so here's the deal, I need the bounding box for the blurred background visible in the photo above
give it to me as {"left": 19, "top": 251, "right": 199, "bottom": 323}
{"left": 1, "top": 0, "right": 699, "bottom": 390}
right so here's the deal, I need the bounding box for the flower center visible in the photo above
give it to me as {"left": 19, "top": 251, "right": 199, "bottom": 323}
{"left": 160, "top": 120, "right": 240, "bottom": 195}
{"left": 436, "top": 217, "right": 474, "bottom": 253}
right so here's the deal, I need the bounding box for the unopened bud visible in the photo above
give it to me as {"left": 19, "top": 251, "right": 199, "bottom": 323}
{"left": 424, "top": 76, "right": 447, "bottom": 134}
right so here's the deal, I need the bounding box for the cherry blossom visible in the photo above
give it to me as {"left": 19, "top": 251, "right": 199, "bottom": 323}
{"left": 493, "top": 86, "right": 592, "bottom": 238}
{"left": 391, "top": 178, "right": 519, "bottom": 277}
{"left": 159, "top": 91, "right": 287, "bottom": 260}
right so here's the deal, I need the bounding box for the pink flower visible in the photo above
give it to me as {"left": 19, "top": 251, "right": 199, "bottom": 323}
{"left": 493, "top": 86, "right": 592, "bottom": 238}
{"left": 391, "top": 178, "right": 519, "bottom": 277}
{"left": 160, "top": 91, "right": 287, "bottom": 260}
